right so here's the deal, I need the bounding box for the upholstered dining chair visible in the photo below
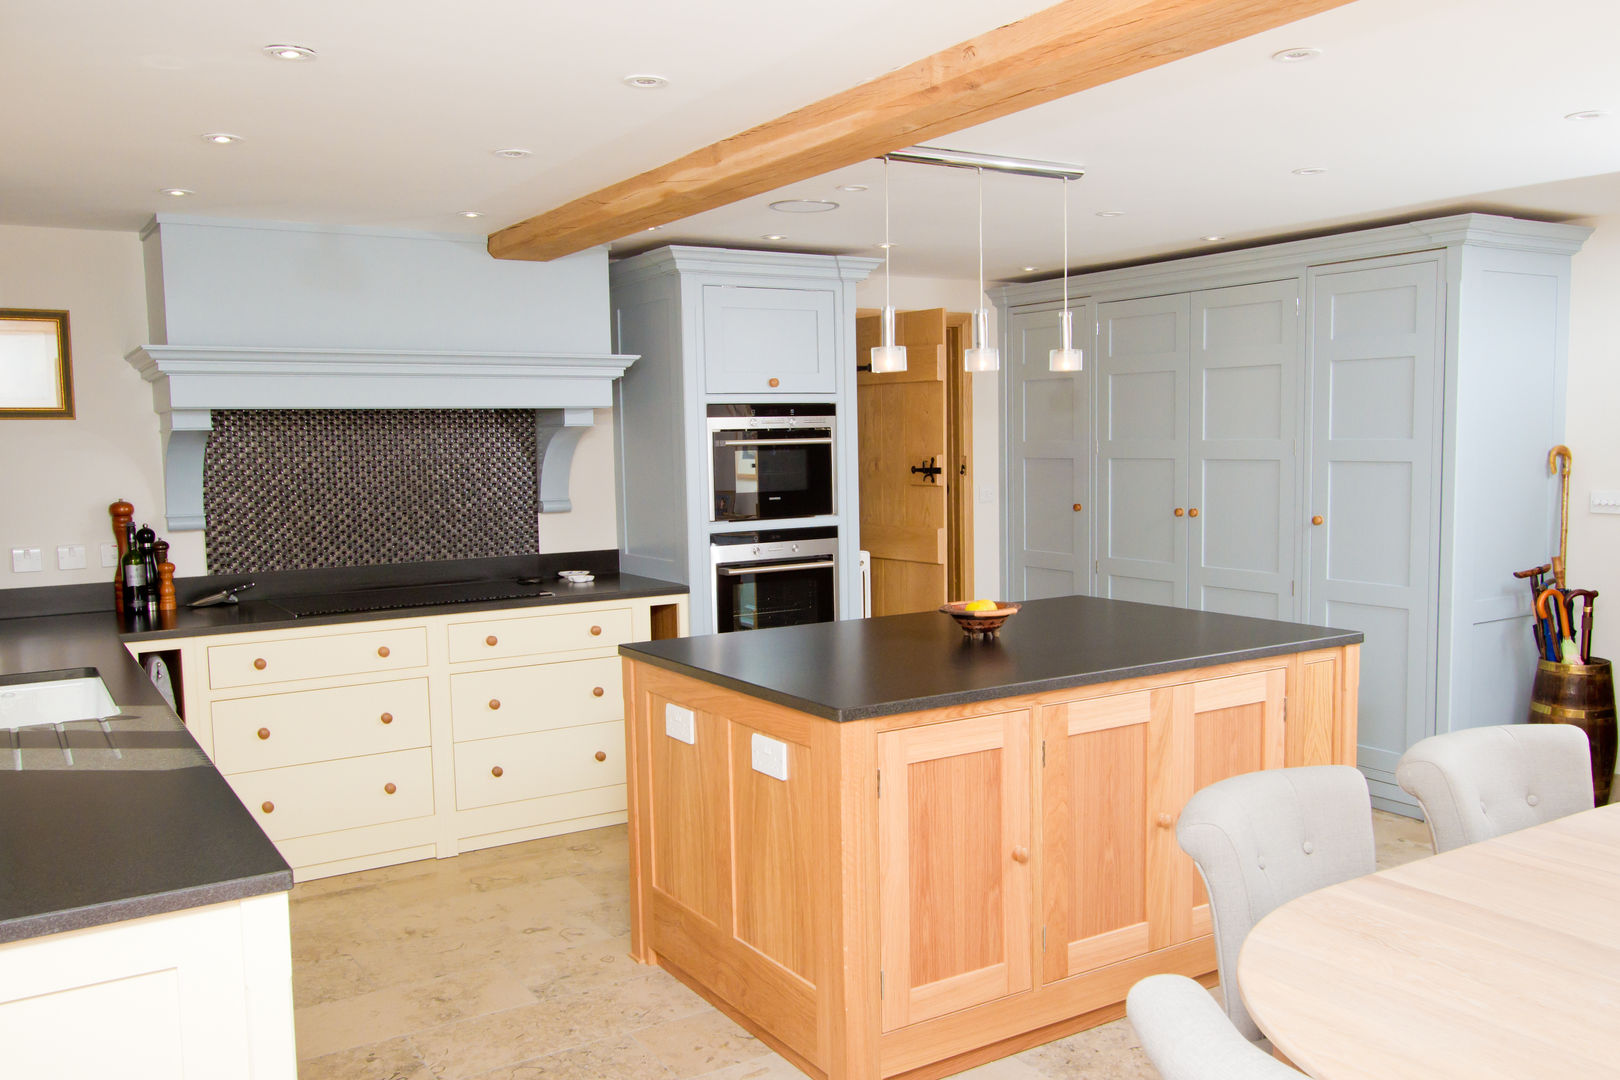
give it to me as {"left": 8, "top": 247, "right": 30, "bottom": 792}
{"left": 1128, "top": 974, "right": 1303, "bottom": 1079}
{"left": 1176, "top": 765, "right": 1376, "bottom": 1043}
{"left": 1395, "top": 723, "right": 1594, "bottom": 853}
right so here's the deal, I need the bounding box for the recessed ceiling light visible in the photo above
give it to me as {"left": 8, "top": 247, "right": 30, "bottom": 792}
{"left": 1565, "top": 109, "right": 1609, "bottom": 122}
{"left": 762, "top": 234, "right": 787, "bottom": 241}
{"left": 769, "top": 199, "right": 839, "bottom": 214}
{"left": 262, "top": 44, "right": 316, "bottom": 61}
{"left": 160, "top": 188, "right": 194, "bottom": 197}
{"left": 201, "top": 133, "right": 242, "bottom": 145}
{"left": 623, "top": 73, "right": 669, "bottom": 89}
{"left": 492, "top": 148, "right": 532, "bottom": 159}
{"left": 1271, "top": 47, "right": 1321, "bottom": 63}
{"left": 1095, "top": 210, "right": 1125, "bottom": 218}
{"left": 1292, "top": 167, "right": 1328, "bottom": 175}
{"left": 646, "top": 225, "right": 662, "bottom": 232}
{"left": 836, "top": 184, "right": 869, "bottom": 193}
{"left": 1022, "top": 266, "right": 1038, "bottom": 272}
{"left": 876, "top": 242, "right": 895, "bottom": 249}
{"left": 1200, "top": 235, "right": 1227, "bottom": 242}
{"left": 458, "top": 211, "right": 484, "bottom": 219}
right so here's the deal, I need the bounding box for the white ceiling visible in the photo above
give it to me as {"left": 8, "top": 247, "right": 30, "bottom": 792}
{"left": 4, "top": 0, "right": 1620, "bottom": 282}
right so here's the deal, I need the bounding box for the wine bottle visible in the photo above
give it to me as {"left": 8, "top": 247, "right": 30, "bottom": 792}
{"left": 120, "top": 522, "right": 149, "bottom": 628}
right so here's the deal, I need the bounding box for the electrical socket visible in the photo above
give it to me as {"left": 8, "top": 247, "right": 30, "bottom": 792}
{"left": 56, "top": 544, "right": 87, "bottom": 570}
{"left": 664, "top": 703, "right": 696, "bottom": 745}
{"left": 750, "top": 733, "right": 789, "bottom": 781}
{"left": 100, "top": 543, "right": 119, "bottom": 567}
{"left": 10, "top": 548, "right": 42, "bottom": 573}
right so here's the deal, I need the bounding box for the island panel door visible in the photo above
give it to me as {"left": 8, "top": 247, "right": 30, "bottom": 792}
{"left": 878, "top": 711, "right": 1032, "bottom": 1031}
{"left": 1174, "top": 668, "right": 1286, "bottom": 942}
{"left": 1040, "top": 687, "right": 1178, "bottom": 982}
{"left": 1097, "top": 294, "right": 1191, "bottom": 606}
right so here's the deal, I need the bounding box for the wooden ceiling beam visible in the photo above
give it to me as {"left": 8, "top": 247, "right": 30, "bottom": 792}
{"left": 487, "top": 0, "right": 1353, "bottom": 262}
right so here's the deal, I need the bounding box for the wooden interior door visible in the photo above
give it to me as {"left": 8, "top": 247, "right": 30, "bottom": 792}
{"left": 1041, "top": 687, "right": 1178, "bottom": 983}
{"left": 878, "top": 711, "right": 1032, "bottom": 1031}
{"left": 857, "top": 309, "right": 950, "bottom": 615}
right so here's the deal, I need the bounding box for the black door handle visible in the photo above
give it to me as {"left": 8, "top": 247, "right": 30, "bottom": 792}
{"left": 911, "top": 456, "right": 943, "bottom": 483}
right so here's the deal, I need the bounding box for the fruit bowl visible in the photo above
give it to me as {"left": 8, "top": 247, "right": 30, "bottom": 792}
{"left": 939, "top": 600, "right": 1022, "bottom": 640}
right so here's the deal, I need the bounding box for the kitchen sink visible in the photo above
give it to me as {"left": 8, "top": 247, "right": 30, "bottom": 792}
{"left": 0, "top": 669, "right": 120, "bottom": 729}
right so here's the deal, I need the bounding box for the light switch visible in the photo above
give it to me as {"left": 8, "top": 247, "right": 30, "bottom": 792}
{"left": 664, "top": 703, "right": 696, "bottom": 745}
{"left": 10, "top": 548, "right": 42, "bottom": 573}
{"left": 100, "top": 543, "right": 119, "bottom": 567}
{"left": 978, "top": 485, "right": 995, "bottom": 505}
{"left": 57, "top": 544, "right": 86, "bottom": 570}
{"left": 750, "top": 733, "right": 789, "bottom": 781}
{"left": 1592, "top": 491, "right": 1620, "bottom": 514}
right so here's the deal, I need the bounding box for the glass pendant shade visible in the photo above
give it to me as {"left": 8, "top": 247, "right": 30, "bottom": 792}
{"left": 870, "top": 305, "right": 908, "bottom": 373}
{"left": 964, "top": 307, "right": 999, "bottom": 372}
{"left": 1049, "top": 308, "right": 1083, "bottom": 372}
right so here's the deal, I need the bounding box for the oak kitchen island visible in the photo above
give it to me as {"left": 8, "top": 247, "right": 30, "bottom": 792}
{"left": 619, "top": 595, "right": 1362, "bottom": 1080}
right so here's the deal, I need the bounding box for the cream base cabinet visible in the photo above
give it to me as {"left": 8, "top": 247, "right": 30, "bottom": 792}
{"left": 998, "top": 213, "right": 1588, "bottom": 811}
{"left": 147, "top": 594, "right": 686, "bottom": 880}
{"left": 0, "top": 893, "right": 295, "bottom": 1080}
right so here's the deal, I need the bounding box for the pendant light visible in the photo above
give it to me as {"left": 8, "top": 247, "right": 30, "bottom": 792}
{"left": 964, "top": 167, "right": 1000, "bottom": 372}
{"left": 869, "top": 156, "right": 908, "bottom": 374}
{"left": 1048, "top": 176, "right": 1084, "bottom": 372}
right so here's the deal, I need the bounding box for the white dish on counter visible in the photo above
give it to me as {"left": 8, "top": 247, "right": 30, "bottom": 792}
{"left": 558, "top": 570, "right": 595, "bottom": 584}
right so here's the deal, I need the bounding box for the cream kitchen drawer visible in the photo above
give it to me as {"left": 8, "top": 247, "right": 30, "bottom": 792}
{"left": 229, "top": 748, "right": 434, "bottom": 843}
{"left": 447, "top": 608, "right": 632, "bottom": 664}
{"left": 208, "top": 626, "right": 428, "bottom": 689}
{"left": 454, "top": 721, "right": 625, "bottom": 810}
{"left": 212, "top": 678, "right": 430, "bottom": 774}
{"left": 449, "top": 657, "right": 621, "bottom": 742}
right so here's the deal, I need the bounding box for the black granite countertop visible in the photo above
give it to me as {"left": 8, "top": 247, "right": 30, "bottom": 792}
{"left": 621, "top": 595, "right": 1362, "bottom": 721}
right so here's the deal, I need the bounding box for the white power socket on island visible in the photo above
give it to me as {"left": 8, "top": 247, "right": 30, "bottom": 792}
{"left": 664, "top": 703, "right": 696, "bottom": 745}
{"left": 751, "top": 733, "right": 789, "bottom": 782}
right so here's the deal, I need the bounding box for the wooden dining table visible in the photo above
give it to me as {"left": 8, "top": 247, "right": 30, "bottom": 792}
{"left": 1238, "top": 802, "right": 1620, "bottom": 1079}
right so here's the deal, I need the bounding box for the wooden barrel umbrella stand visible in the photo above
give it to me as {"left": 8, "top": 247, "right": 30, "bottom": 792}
{"left": 1529, "top": 657, "right": 1617, "bottom": 804}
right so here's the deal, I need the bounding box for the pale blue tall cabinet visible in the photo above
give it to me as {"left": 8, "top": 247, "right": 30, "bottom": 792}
{"left": 994, "top": 214, "right": 1591, "bottom": 810}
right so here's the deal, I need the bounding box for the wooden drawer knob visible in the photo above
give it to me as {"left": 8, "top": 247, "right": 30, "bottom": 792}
{"left": 253, "top": 658, "right": 267, "bottom": 670}
{"left": 486, "top": 635, "right": 498, "bottom": 647}
{"left": 488, "top": 699, "right": 501, "bottom": 711}
{"left": 257, "top": 727, "right": 271, "bottom": 740}
{"left": 594, "top": 750, "right": 607, "bottom": 762}
{"left": 1311, "top": 514, "right": 1325, "bottom": 526}
{"left": 592, "top": 686, "right": 605, "bottom": 698}
{"left": 377, "top": 645, "right": 390, "bottom": 658}
{"left": 768, "top": 377, "right": 780, "bottom": 388}
{"left": 1188, "top": 507, "right": 1199, "bottom": 518}
{"left": 261, "top": 801, "right": 274, "bottom": 814}
{"left": 491, "top": 765, "right": 504, "bottom": 778}
{"left": 384, "top": 782, "right": 397, "bottom": 795}
{"left": 1011, "top": 846, "right": 1030, "bottom": 864}
{"left": 589, "top": 625, "right": 602, "bottom": 636}
{"left": 1157, "top": 813, "right": 1174, "bottom": 828}
{"left": 1072, "top": 503, "right": 1083, "bottom": 512}
{"left": 380, "top": 712, "right": 394, "bottom": 724}
{"left": 1173, "top": 508, "right": 1185, "bottom": 518}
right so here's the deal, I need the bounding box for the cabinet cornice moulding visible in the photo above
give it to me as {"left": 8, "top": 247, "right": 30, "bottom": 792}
{"left": 126, "top": 345, "right": 638, "bottom": 532}
{"left": 609, "top": 245, "right": 881, "bottom": 291}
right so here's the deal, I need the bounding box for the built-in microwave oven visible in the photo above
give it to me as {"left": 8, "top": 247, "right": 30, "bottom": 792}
{"left": 708, "top": 403, "right": 835, "bottom": 523}
{"left": 711, "top": 527, "right": 838, "bottom": 633}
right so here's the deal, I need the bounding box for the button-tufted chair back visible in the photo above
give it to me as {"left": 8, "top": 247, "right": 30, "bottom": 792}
{"left": 1396, "top": 724, "right": 1593, "bottom": 854}
{"left": 1176, "top": 765, "right": 1376, "bottom": 1043}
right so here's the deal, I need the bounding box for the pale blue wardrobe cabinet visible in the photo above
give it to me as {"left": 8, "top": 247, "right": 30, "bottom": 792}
{"left": 995, "top": 214, "right": 1589, "bottom": 810}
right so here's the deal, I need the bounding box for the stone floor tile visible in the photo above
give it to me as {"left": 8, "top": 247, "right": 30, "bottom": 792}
{"left": 1015, "top": 1017, "right": 1156, "bottom": 1080}
{"left": 296, "top": 1035, "right": 432, "bottom": 1080}
{"left": 632, "top": 1008, "right": 771, "bottom": 1078}
{"left": 468, "top": 1035, "right": 676, "bottom": 1080}
{"left": 295, "top": 967, "right": 536, "bottom": 1061}
{"left": 685, "top": 1056, "right": 804, "bottom": 1080}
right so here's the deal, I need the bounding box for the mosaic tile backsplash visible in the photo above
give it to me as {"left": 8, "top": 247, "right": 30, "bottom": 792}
{"left": 204, "top": 409, "right": 539, "bottom": 574}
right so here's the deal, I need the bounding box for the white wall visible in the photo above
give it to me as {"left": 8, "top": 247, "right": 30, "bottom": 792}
{"left": 0, "top": 224, "right": 206, "bottom": 587}
{"left": 855, "top": 273, "right": 1002, "bottom": 598}
{"left": 1563, "top": 214, "right": 1620, "bottom": 658}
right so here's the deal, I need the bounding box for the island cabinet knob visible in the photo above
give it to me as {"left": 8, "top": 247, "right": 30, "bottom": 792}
{"left": 257, "top": 727, "right": 271, "bottom": 741}
{"left": 1156, "top": 812, "right": 1174, "bottom": 828}
{"left": 589, "top": 625, "right": 603, "bottom": 637}
{"left": 1173, "top": 508, "right": 1185, "bottom": 518}
{"left": 1311, "top": 514, "right": 1325, "bottom": 526}
{"left": 384, "top": 782, "right": 397, "bottom": 795}
{"left": 377, "top": 645, "right": 390, "bottom": 658}
{"left": 1011, "top": 846, "right": 1030, "bottom": 864}
{"left": 592, "top": 686, "right": 605, "bottom": 698}
{"left": 768, "top": 377, "right": 780, "bottom": 388}
{"left": 491, "top": 765, "right": 504, "bottom": 778}
{"left": 489, "top": 699, "right": 501, "bottom": 711}
{"left": 1072, "top": 503, "right": 1083, "bottom": 512}
{"left": 380, "top": 712, "right": 394, "bottom": 725}
{"left": 261, "top": 801, "right": 275, "bottom": 814}
{"left": 486, "top": 635, "right": 499, "bottom": 647}
{"left": 253, "top": 658, "right": 268, "bottom": 670}
{"left": 594, "top": 750, "right": 607, "bottom": 762}
{"left": 1188, "top": 508, "right": 1199, "bottom": 518}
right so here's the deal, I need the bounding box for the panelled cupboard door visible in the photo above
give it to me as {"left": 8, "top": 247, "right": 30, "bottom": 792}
{"left": 1097, "top": 295, "right": 1191, "bottom": 606}
{"left": 1190, "top": 280, "right": 1299, "bottom": 620}
{"left": 702, "top": 284, "right": 837, "bottom": 395}
{"left": 1306, "top": 258, "right": 1442, "bottom": 808}
{"left": 878, "top": 711, "right": 1032, "bottom": 1031}
{"left": 1005, "top": 304, "right": 1092, "bottom": 601}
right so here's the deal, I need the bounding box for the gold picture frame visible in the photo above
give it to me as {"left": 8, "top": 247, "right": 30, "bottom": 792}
{"left": 0, "top": 309, "right": 74, "bottom": 419}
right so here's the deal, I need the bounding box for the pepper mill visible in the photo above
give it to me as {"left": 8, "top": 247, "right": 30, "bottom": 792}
{"left": 109, "top": 500, "right": 134, "bottom": 616}
{"left": 155, "top": 539, "right": 177, "bottom": 615}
